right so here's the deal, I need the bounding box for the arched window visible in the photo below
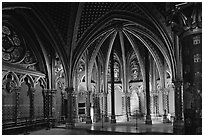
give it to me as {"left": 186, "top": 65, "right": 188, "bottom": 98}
{"left": 131, "top": 59, "right": 140, "bottom": 80}
{"left": 2, "top": 24, "right": 38, "bottom": 70}
{"left": 107, "top": 61, "right": 120, "bottom": 82}
{"left": 2, "top": 25, "right": 26, "bottom": 63}
{"left": 78, "top": 60, "right": 85, "bottom": 72}
{"left": 114, "top": 62, "right": 120, "bottom": 81}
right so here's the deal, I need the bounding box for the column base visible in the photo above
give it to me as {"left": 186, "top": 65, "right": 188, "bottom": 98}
{"left": 111, "top": 119, "right": 116, "bottom": 123}
{"left": 104, "top": 116, "right": 109, "bottom": 122}
{"left": 173, "top": 120, "right": 184, "bottom": 135}
{"left": 145, "top": 115, "right": 152, "bottom": 125}
{"left": 86, "top": 116, "right": 92, "bottom": 124}
{"left": 66, "top": 122, "right": 75, "bottom": 129}
{"left": 163, "top": 114, "right": 170, "bottom": 123}
{"left": 111, "top": 115, "right": 116, "bottom": 123}
{"left": 126, "top": 114, "right": 130, "bottom": 122}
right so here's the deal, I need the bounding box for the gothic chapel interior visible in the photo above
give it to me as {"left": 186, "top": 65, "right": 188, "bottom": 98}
{"left": 2, "top": 2, "right": 202, "bottom": 135}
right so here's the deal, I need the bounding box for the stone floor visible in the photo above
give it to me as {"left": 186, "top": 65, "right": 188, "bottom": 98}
{"left": 20, "top": 118, "right": 173, "bottom": 135}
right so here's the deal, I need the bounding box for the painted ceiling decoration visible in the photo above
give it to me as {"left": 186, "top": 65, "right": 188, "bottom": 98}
{"left": 36, "top": 3, "right": 72, "bottom": 45}
{"left": 77, "top": 2, "right": 148, "bottom": 41}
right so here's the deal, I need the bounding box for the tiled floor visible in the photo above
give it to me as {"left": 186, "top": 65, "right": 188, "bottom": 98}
{"left": 22, "top": 118, "right": 173, "bottom": 135}
{"left": 75, "top": 118, "right": 173, "bottom": 134}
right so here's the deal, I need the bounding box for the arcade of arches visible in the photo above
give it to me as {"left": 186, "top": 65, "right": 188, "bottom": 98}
{"left": 2, "top": 2, "right": 202, "bottom": 135}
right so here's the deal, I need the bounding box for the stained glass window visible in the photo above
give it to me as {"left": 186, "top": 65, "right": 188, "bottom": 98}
{"left": 78, "top": 60, "right": 85, "bottom": 72}
{"left": 131, "top": 60, "right": 140, "bottom": 80}
{"left": 107, "top": 61, "right": 120, "bottom": 82}
{"left": 114, "top": 62, "right": 120, "bottom": 81}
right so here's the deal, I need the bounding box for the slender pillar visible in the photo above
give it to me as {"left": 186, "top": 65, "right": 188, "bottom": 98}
{"left": 150, "top": 56, "right": 154, "bottom": 115}
{"left": 172, "top": 80, "right": 184, "bottom": 134}
{"left": 119, "top": 31, "right": 129, "bottom": 121}
{"left": 85, "top": 50, "right": 92, "bottom": 124}
{"left": 162, "top": 61, "right": 169, "bottom": 123}
{"left": 15, "top": 87, "right": 20, "bottom": 124}
{"left": 110, "top": 49, "right": 116, "bottom": 123}
{"left": 95, "top": 62, "right": 101, "bottom": 122}
{"left": 102, "top": 62, "right": 109, "bottom": 122}
{"left": 162, "top": 88, "right": 169, "bottom": 123}
{"left": 152, "top": 61, "right": 158, "bottom": 116}
{"left": 85, "top": 90, "right": 92, "bottom": 124}
{"left": 163, "top": 63, "right": 168, "bottom": 122}
{"left": 126, "top": 94, "right": 131, "bottom": 117}
{"left": 61, "top": 92, "right": 65, "bottom": 122}
{"left": 74, "top": 69, "right": 79, "bottom": 123}
{"left": 65, "top": 87, "right": 74, "bottom": 128}
{"left": 145, "top": 49, "right": 152, "bottom": 125}
{"left": 172, "top": 33, "right": 184, "bottom": 134}
{"left": 103, "top": 93, "right": 109, "bottom": 122}
{"left": 121, "top": 93, "right": 129, "bottom": 121}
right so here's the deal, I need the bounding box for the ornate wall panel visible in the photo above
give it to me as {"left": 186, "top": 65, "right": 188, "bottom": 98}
{"left": 18, "top": 82, "right": 30, "bottom": 120}
{"left": 2, "top": 88, "right": 17, "bottom": 123}
{"left": 34, "top": 83, "right": 44, "bottom": 119}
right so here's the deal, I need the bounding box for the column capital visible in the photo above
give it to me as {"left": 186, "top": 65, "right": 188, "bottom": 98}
{"left": 65, "top": 87, "right": 74, "bottom": 94}
{"left": 163, "top": 88, "right": 170, "bottom": 95}
{"left": 124, "top": 92, "right": 131, "bottom": 97}
{"left": 172, "top": 80, "right": 183, "bottom": 88}
{"left": 65, "top": 87, "right": 74, "bottom": 92}
{"left": 151, "top": 90, "right": 159, "bottom": 96}
{"left": 102, "top": 92, "right": 108, "bottom": 96}
{"left": 85, "top": 90, "right": 92, "bottom": 95}
{"left": 166, "top": 3, "right": 202, "bottom": 37}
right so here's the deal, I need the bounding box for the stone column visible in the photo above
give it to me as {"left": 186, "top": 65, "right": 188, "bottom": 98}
{"left": 149, "top": 55, "right": 154, "bottom": 115}
{"left": 42, "top": 89, "right": 55, "bottom": 128}
{"left": 74, "top": 67, "right": 79, "bottom": 123}
{"left": 30, "top": 87, "right": 35, "bottom": 121}
{"left": 152, "top": 60, "right": 158, "bottom": 116}
{"left": 84, "top": 50, "right": 92, "bottom": 124}
{"left": 85, "top": 90, "right": 92, "bottom": 124}
{"left": 110, "top": 49, "right": 116, "bottom": 123}
{"left": 172, "top": 80, "right": 184, "bottom": 134}
{"left": 61, "top": 92, "right": 65, "bottom": 122}
{"left": 153, "top": 91, "right": 159, "bottom": 117}
{"left": 15, "top": 87, "right": 20, "bottom": 124}
{"left": 126, "top": 94, "right": 131, "bottom": 117}
{"left": 51, "top": 89, "right": 56, "bottom": 118}
{"left": 163, "top": 88, "right": 169, "bottom": 123}
{"left": 121, "top": 92, "right": 129, "bottom": 121}
{"left": 162, "top": 62, "right": 169, "bottom": 123}
{"left": 103, "top": 93, "right": 109, "bottom": 122}
{"left": 182, "top": 31, "right": 202, "bottom": 135}
{"left": 65, "top": 87, "right": 75, "bottom": 128}
{"left": 158, "top": 88, "right": 163, "bottom": 116}
{"left": 72, "top": 93, "right": 78, "bottom": 123}
{"left": 166, "top": 3, "right": 201, "bottom": 134}
{"left": 119, "top": 31, "right": 129, "bottom": 121}
{"left": 145, "top": 49, "right": 152, "bottom": 125}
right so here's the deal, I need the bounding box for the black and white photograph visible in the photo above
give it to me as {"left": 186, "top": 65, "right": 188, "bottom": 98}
{"left": 2, "top": 1, "right": 202, "bottom": 135}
